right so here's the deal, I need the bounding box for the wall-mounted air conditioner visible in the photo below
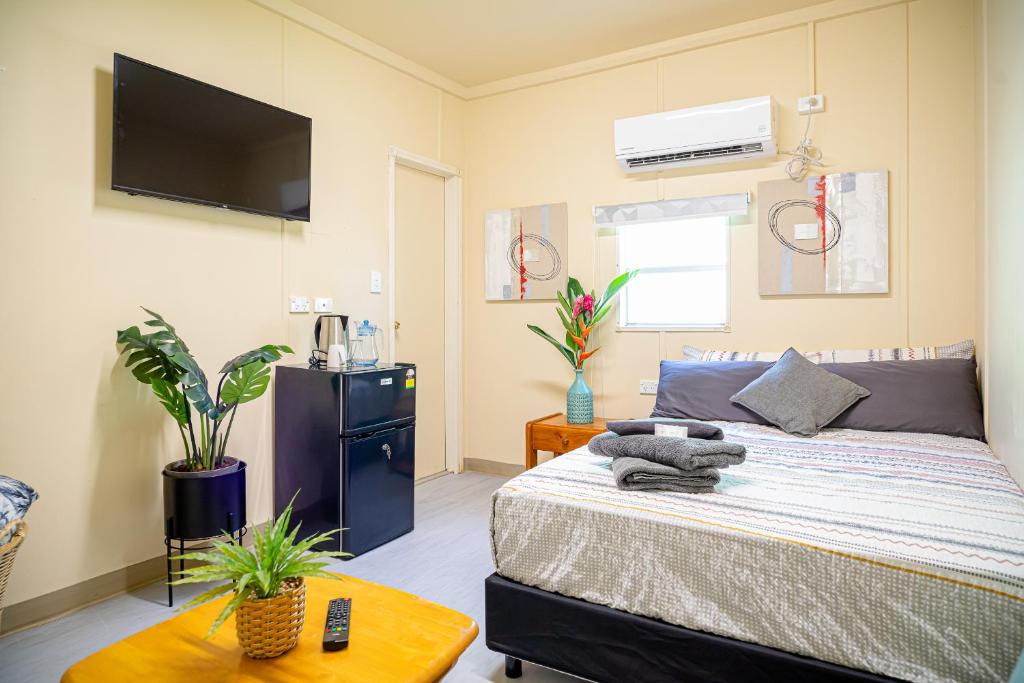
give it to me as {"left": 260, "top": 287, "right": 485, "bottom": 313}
{"left": 614, "top": 96, "right": 776, "bottom": 173}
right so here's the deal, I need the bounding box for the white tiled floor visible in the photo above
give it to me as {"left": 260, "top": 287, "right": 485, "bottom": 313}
{"left": 0, "top": 471, "right": 576, "bottom": 683}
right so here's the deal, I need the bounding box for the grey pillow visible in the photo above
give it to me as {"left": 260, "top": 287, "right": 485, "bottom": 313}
{"left": 823, "top": 358, "right": 984, "bottom": 439}
{"left": 730, "top": 348, "right": 871, "bottom": 437}
{"left": 652, "top": 360, "right": 773, "bottom": 425}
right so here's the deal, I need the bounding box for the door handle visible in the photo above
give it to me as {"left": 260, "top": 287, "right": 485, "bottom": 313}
{"left": 382, "top": 443, "right": 392, "bottom": 460}
{"left": 394, "top": 320, "right": 401, "bottom": 331}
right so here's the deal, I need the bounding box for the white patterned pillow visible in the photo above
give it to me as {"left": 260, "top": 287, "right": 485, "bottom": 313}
{"left": 682, "top": 339, "right": 975, "bottom": 364}
{"left": 0, "top": 475, "right": 38, "bottom": 545}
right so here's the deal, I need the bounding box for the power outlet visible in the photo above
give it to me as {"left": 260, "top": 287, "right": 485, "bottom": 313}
{"left": 314, "top": 297, "right": 333, "bottom": 313}
{"left": 797, "top": 94, "right": 825, "bottom": 115}
{"left": 640, "top": 380, "right": 659, "bottom": 395}
{"left": 289, "top": 296, "right": 311, "bottom": 314}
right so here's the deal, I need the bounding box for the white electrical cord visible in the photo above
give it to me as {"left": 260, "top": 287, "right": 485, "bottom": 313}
{"left": 781, "top": 113, "right": 828, "bottom": 181}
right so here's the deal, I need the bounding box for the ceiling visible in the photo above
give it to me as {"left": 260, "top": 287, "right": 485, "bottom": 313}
{"left": 290, "top": 0, "right": 834, "bottom": 87}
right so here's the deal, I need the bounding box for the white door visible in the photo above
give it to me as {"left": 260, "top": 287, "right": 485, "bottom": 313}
{"left": 394, "top": 164, "right": 446, "bottom": 479}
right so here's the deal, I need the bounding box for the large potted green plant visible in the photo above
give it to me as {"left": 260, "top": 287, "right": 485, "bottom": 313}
{"left": 172, "top": 495, "right": 349, "bottom": 659}
{"left": 116, "top": 308, "right": 292, "bottom": 542}
{"left": 527, "top": 271, "right": 637, "bottom": 423}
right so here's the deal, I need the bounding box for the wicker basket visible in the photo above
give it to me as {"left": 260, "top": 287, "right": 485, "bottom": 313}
{"left": 235, "top": 577, "right": 306, "bottom": 659}
{"left": 0, "top": 520, "right": 28, "bottom": 629}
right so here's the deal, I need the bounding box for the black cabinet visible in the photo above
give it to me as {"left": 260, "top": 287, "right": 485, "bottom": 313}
{"left": 343, "top": 425, "right": 415, "bottom": 555}
{"left": 274, "top": 363, "right": 416, "bottom": 556}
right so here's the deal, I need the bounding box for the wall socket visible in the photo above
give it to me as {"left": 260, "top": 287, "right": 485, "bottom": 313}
{"left": 314, "top": 297, "right": 333, "bottom": 313}
{"left": 797, "top": 94, "right": 825, "bottom": 115}
{"left": 289, "top": 296, "right": 311, "bottom": 313}
{"left": 640, "top": 380, "right": 659, "bottom": 395}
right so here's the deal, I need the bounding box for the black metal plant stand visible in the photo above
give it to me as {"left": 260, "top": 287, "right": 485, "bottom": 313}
{"left": 164, "top": 518, "right": 247, "bottom": 607}
{"left": 161, "top": 458, "right": 248, "bottom": 607}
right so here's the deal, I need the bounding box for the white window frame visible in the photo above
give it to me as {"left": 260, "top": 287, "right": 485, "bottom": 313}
{"left": 592, "top": 193, "right": 746, "bottom": 333}
{"left": 615, "top": 217, "right": 732, "bottom": 332}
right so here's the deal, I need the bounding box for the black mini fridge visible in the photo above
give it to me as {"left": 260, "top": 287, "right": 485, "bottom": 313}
{"left": 274, "top": 363, "right": 416, "bottom": 556}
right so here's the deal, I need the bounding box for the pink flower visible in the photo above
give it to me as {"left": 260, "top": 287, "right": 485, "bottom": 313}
{"left": 572, "top": 294, "right": 595, "bottom": 319}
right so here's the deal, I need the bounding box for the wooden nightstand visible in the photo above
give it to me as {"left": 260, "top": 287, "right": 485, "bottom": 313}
{"left": 525, "top": 413, "right": 615, "bottom": 469}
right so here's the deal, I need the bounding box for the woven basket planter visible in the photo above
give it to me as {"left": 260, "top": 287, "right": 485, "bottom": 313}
{"left": 235, "top": 577, "right": 306, "bottom": 659}
{"left": 0, "top": 520, "right": 28, "bottom": 629}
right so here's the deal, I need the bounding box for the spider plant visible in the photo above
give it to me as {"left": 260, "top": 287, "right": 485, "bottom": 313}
{"left": 171, "top": 494, "right": 349, "bottom": 637}
{"left": 116, "top": 307, "right": 292, "bottom": 471}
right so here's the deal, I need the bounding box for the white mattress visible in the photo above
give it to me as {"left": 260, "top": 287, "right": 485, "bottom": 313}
{"left": 490, "top": 422, "right": 1024, "bottom": 682}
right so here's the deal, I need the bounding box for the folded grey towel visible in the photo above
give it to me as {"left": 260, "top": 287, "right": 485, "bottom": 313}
{"left": 606, "top": 417, "right": 724, "bottom": 440}
{"left": 588, "top": 431, "right": 746, "bottom": 471}
{"left": 611, "top": 457, "right": 718, "bottom": 493}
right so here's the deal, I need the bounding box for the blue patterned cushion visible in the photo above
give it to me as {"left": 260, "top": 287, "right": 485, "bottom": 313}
{"left": 0, "top": 475, "right": 37, "bottom": 544}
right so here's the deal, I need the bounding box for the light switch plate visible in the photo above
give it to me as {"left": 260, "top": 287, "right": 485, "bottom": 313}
{"left": 640, "top": 380, "right": 659, "bottom": 395}
{"left": 289, "top": 296, "right": 310, "bottom": 313}
{"left": 314, "top": 297, "right": 333, "bottom": 313}
{"left": 370, "top": 271, "right": 382, "bottom": 293}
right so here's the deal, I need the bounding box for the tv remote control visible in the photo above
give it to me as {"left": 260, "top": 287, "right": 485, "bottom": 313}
{"left": 323, "top": 597, "right": 351, "bottom": 651}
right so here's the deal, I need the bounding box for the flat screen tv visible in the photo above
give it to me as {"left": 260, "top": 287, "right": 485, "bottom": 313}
{"left": 112, "top": 53, "right": 311, "bottom": 221}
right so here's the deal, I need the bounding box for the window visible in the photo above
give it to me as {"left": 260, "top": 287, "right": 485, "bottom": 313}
{"left": 617, "top": 216, "right": 730, "bottom": 329}
{"left": 594, "top": 192, "right": 744, "bottom": 330}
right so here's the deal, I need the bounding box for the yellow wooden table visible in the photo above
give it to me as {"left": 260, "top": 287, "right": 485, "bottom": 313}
{"left": 61, "top": 574, "right": 478, "bottom": 683}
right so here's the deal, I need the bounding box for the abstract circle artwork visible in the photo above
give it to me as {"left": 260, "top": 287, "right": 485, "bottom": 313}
{"left": 758, "top": 171, "right": 889, "bottom": 296}
{"left": 768, "top": 199, "right": 842, "bottom": 255}
{"left": 506, "top": 233, "right": 562, "bottom": 281}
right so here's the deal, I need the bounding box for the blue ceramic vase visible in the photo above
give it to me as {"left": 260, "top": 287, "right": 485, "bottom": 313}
{"left": 566, "top": 369, "right": 594, "bottom": 424}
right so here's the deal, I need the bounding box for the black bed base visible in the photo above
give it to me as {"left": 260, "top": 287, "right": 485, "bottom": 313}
{"left": 485, "top": 574, "right": 899, "bottom": 682}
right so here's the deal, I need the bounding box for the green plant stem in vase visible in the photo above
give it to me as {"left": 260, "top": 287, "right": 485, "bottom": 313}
{"left": 527, "top": 271, "right": 638, "bottom": 424}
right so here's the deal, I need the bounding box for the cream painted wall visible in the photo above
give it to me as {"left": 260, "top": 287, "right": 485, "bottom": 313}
{"left": 0, "top": 0, "right": 987, "bottom": 611}
{"left": 0, "top": 0, "right": 463, "bottom": 606}
{"left": 978, "top": 0, "right": 1024, "bottom": 485}
{"left": 463, "top": 0, "right": 978, "bottom": 467}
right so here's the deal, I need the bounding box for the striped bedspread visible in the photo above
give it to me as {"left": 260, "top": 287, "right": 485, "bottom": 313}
{"left": 490, "top": 422, "right": 1024, "bottom": 682}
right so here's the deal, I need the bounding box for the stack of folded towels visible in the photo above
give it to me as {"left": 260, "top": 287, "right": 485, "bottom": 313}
{"left": 587, "top": 418, "right": 746, "bottom": 494}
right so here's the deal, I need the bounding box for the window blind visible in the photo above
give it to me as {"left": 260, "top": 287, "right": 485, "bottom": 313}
{"left": 593, "top": 192, "right": 749, "bottom": 228}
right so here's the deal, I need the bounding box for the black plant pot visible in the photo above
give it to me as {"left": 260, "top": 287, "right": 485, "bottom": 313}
{"left": 162, "top": 458, "right": 247, "bottom": 540}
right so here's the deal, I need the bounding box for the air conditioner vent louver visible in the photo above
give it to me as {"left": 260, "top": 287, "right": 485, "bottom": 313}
{"left": 626, "top": 143, "right": 764, "bottom": 169}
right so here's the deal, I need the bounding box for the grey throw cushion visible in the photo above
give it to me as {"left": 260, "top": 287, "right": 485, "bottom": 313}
{"left": 730, "top": 348, "right": 870, "bottom": 437}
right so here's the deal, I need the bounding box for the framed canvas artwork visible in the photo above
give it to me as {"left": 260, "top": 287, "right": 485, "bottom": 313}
{"left": 758, "top": 171, "right": 888, "bottom": 295}
{"left": 485, "top": 202, "right": 568, "bottom": 301}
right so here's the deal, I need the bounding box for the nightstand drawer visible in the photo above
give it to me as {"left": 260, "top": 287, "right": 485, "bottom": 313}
{"left": 531, "top": 428, "right": 593, "bottom": 453}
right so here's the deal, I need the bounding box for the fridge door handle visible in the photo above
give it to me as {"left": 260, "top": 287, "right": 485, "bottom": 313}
{"left": 382, "top": 443, "right": 392, "bottom": 461}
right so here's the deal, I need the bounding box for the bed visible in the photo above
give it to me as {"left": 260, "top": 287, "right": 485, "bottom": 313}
{"left": 487, "top": 422, "right": 1024, "bottom": 682}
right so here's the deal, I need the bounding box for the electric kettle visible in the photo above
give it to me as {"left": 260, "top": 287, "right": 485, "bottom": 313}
{"left": 314, "top": 315, "right": 349, "bottom": 362}
{"left": 348, "top": 320, "right": 383, "bottom": 366}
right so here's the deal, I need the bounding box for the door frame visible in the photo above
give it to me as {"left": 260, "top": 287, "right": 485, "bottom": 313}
{"left": 386, "top": 146, "right": 463, "bottom": 474}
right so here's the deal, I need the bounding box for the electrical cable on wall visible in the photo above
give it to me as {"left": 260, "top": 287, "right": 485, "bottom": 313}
{"left": 781, "top": 112, "right": 828, "bottom": 181}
